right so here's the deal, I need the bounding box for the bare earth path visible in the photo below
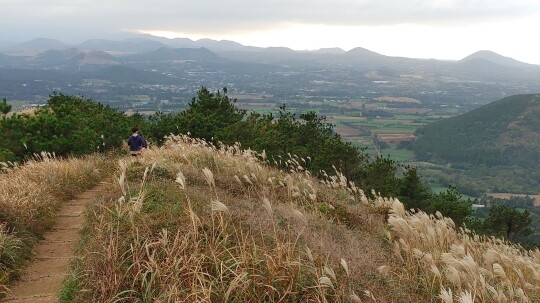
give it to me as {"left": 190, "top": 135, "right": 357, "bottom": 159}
{"left": 3, "top": 184, "right": 105, "bottom": 303}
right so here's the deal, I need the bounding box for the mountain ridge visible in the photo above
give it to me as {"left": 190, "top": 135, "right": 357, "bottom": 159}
{"left": 1, "top": 36, "right": 537, "bottom": 67}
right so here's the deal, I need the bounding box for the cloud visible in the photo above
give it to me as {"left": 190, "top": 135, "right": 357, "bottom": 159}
{"left": 1, "top": 0, "right": 539, "bottom": 40}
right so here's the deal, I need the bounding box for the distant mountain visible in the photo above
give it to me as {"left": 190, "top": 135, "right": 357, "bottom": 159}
{"left": 32, "top": 48, "right": 121, "bottom": 66}
{"left": 460, "top": 50, "right": 531, "bottom": 68}
{"left": 344, "top": 47, "right": 386, "bottom": 58}
{"left": 262, "top": 47, "right": 295, "bottom": 53}
{"left": 90, "top": 65, "right": 178, "bottom": 84}
{"left": 132, "top": 35, "right": 198, "bottom": 48}
{"left": 414, "top": 94, "right": 540, "bottom": 169}
{"left": 131, "top": 35, "right": 249, "bottom": 52}
{"left": 313, "top": 48, "right": 346, "bottom": 54}
{"left": 4, "top": 38, "right": 68, "bottom": 52}
{"left": 126, "top": 47, "right": 226, "bottom": 63}
{"left": 74, "top": 50, "right": 121, "bottom": 65}
{"left": 3, "top": 36, "right": 540, "bottom": 111}
{"left": 330, "top": 47, "right": 400, "bottom": 69}
{"left": 77, "top": 39, "right": 168, "bottom": 53}
{"left": 455, "top": 58, "right": 510, "bottom": 74}
{"left": 193, "top": 38, "right": 248, "bottom": 52}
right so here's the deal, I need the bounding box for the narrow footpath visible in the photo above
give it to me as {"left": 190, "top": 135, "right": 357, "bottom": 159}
{"left": 3, "top": 185, "right": 105, "bottom": 303}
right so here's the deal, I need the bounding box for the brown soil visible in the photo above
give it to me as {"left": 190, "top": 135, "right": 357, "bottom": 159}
{"left": 2, "top": 185, "right": 105, "bottom": 303}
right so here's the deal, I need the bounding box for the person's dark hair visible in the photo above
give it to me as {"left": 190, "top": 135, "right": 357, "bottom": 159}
{"left": 131, "top": 127, "right": 139, "bottom": 133}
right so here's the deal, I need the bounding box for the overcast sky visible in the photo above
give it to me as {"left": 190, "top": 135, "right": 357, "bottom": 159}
{"left": 1, "top": 0, "right": 540, "bottom": 64}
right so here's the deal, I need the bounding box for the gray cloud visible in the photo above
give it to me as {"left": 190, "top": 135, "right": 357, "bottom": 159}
{"left": 1, "top": 0, "right": 539, "bottom": 41}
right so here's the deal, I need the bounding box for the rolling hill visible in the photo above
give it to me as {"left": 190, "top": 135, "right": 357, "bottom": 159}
{"left": 414, "top": 93, "right": 540, "bottom": 174}
{"left": 460, "top": 50, "right": 532, "bottom": 68}
{"left": 3, "top": 38, "right": 68, "bottom": 52}
{"left": 77, "top": 39, "right": 168, "bottom": 53}
{"left": 31, "top": 48, "right": 121, "bottom": 66}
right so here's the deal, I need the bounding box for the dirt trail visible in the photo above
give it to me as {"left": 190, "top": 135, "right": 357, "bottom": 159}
{"left": 3, "top": 185, "right": 105, "bottom": 303}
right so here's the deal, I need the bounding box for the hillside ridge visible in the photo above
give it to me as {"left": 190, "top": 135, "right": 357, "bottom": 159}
{"left": 414, "top": 94, "right": 540, "bottom": 194}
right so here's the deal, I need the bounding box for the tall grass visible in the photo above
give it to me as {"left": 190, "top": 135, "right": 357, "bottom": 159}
{"left": 382, "top": 197, "right": 540, "bottom": 302}
{"left": 74, "top": 135, "right": 425, "bottom": 302}
{"left": 0, "top": 153, "right": 111, "bottom": 296}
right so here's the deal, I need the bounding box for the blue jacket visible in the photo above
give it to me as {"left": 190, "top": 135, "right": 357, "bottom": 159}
{"left": 128, "top": 134, "right": 145, "bottom": 151}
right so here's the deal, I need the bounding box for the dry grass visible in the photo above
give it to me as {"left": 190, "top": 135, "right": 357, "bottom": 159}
{"left": 0, "top": 152, "right": 111, "bottom": 296}
{"left": 75, "top": 135, "right": 426, "bottom": 302}
{"left": 382, "top": 198, "right": 540, "bottom": 302}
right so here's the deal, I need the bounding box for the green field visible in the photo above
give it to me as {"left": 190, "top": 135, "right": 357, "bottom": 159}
{"left": 380, "top": 148, "right": 415, "bottom": 162}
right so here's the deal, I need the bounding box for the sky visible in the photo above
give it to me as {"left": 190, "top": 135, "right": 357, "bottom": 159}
{"left": 1, "top": 0, "right": 540, "bottom": 64}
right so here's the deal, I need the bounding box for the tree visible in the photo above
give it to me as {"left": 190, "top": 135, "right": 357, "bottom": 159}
{"left": 0, "top": 94, "right": 131, "bottom": 160}
{"left": 484, "top": 205, "right": 532, "bottom": 240}
{"left": 0, "top": 97, "right": 12, "bottom": 118}
{"left": 218, "top": 105, "right": 365, "bottom": 178}
{"left": 428, "top": 186, "right": 472, "bottom": 227}
{"left": 356, "top": 156, "right": 401, "bottom": 198}
{"left": 398, "top": 167, "right": 432, "bottom": 210}
{"left": 180, "top": 87, "right": 245, "bottom": 141}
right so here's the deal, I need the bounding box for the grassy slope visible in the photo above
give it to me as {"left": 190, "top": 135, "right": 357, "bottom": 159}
{"left": 64, "top": 136, "right": 540, "bottom": 303}
{"left": 414, "top": 94, "right": 540, "bottom": 167}
{"left": 2, "top": 138, "right": 539, "bottom": 302}
{"left": 71, "top": 136, "right": 426, "bottom": 302}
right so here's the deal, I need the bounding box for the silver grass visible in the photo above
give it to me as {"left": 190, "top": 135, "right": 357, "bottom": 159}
{"left": 341, "top": 258, "right": 350, "bottom": 277}
{"left": 493, "top": 263, "right": 507, "bottom": 280}
{"left": 458, "top": 290, "right": 474, "bottom": 303}
{"left": 202, "top": 167, "right": 215, "bottom": 188}
{"left": 430, "top": 265, "right": 441, "bottom": 278}
{"left": 305, "top": 246, "right": 314, "bottom": 263}
{"left": 233, "top": 175, "right": 242, "bottom": 186}
{"left": 324, "top": 265, "right": 336, "bottom": 281}
{"left": 175, "top": 172, "right": 186, "bottom": 190}
{"left": 211, "top": 200, "right": 229, "bottom": 213}
{"left": 377, "top": 265, "right": 390, "bottom": 276}
{"left": 445, "top": 266, "right": 462, "bottom": 287}
{"left": 439, "top": 288, "right": 453, "bottom": 303}
{"left": 243, "top": 174, "right": 253, "bottom": 185}
{"left": 318, "top": 276, "right": 334, "bottom": 289}
{"left": 262, "top": 197, "right": 273, "bottom": 215}
{"left": 349, "top": 292, "right": 363, "bottom": 303}
{"left": 292, "top": 208, "right": 306, "bottom": 224}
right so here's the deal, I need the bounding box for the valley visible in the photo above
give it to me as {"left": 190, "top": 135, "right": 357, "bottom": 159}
{"left": 2, "top": 36, "right": 540, "bottom": 208}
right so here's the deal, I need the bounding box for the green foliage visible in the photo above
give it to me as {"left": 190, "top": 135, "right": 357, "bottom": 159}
{"left": 218, "top": 105, "right": 365, "bottom": 178}
{"left": 145, "top": 111, "right": 184, "bottom": 144}
{"left": 356, "top": 156, "right": 400, "bottom": 197}
{"left": 145, "top": 87, "right": 245, "bottom": 144}
{"left": 427, "top": 186, "right": 473, "bottom": 227}
{"left": 0, "top": 89, "right": 490, "bottom": 237}
{"left": 0, "top": 148, "right": 16, "bottom": 162}
{"left": 397, "top": 167, "right": 432, "bottom": 210}
{"left": 0, "top": 94, "right": 133, "bottom": 160}
{"left": 179, "top": 87, "right": 246, "bottom": 141}
{"left": 484, "top": 205, "right": 533, "bottom": 240}
{"left": 414, "top": 95, "right": 540, "bottom": 169}
{"left": 0, "top": 98, "right": 11, "bottom": 116}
